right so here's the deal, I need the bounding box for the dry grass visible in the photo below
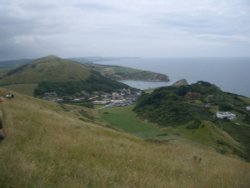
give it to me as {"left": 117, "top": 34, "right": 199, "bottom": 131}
{"left": 2, "top": 84, "right": 37, "bottom": 96}
{"left": 0, "top": 89, "right": 250, "bottom": 188}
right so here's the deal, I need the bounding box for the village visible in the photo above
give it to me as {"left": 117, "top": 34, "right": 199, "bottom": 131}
{"left": 42, "top": 88, "right": 142, "bottom": 107}
{"left": 41, "top": 88, "right": 250, "bottom": 118}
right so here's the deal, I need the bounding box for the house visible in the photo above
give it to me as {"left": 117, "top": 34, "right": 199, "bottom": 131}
{"left": 216, "top": 112, "right": 236, "bottom": 120}
{"left": 246, "top": 106, "right": 250, "bottom": 111}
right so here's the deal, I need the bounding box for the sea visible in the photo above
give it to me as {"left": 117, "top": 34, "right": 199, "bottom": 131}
{"left": 95, "top": 57, "right": 250, "bottom": 97}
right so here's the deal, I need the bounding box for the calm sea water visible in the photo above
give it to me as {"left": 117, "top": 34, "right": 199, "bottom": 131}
{"left": 96, "top": 57, "right": 250, "bottom": 97}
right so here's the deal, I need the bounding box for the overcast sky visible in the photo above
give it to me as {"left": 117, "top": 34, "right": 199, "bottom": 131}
{"left": 0, "top": 0, "right": 250, "bottom": 60}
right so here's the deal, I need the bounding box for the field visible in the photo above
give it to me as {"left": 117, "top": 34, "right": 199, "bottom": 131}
{"left": 0, "top": 90, "right": 250, "bottom": 187}
{"left": 100, "top": 106, "right": 165, "bottom": 138}
{"left": 100, "top": 106, "right": 244, "bottom": 155}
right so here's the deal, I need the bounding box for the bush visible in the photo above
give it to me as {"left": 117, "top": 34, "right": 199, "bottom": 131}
{"left": 243, "top": 115, "right": 250, "bottom": 124}
{"left": 186, "top": 119, "right": 201, "bottom": 129}
{"left": 34, "top": 73, "right": 129, "bottom": 97}
{"left": 219, "top": 103, "right": 233, "bottom": 111}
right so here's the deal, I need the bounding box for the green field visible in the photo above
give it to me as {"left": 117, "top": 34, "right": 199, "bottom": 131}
{"left": 100, "top": 105, "right": 245, "bottom": 158}
{"left": 100, "top": 106, "right": 166, "bottom": 138}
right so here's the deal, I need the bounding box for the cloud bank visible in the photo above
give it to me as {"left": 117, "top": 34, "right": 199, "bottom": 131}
{"left": 0, "top": 0, "right": 249, "bottom": 60}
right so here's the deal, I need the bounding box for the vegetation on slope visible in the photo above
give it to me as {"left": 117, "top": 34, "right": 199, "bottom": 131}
{"left": 0, "top": 55, "right": 90, "bottom": 85}
{"left": 0, "top": 55, "right": 130, "bottom": 97}
{"left": 100, "top": 105, "right": 164, "bottom": 138}
{"left": 134, "top": 81, "right": 250, "bottom": 161}
{"left": 2, "top": 84, "right": 38, "bottom": 96}
{"left": 134, "top": 81, "right": 249, "bottom": 125}
{"left": 0, "top": 57, "right": 169, "bottom": 83}
{"left": 0, "top": 89, "right": 250, "bottom": 187}
{"left": 34, "top": 71, "right": 129, "bottom": 96}
{"left": 80, "top": 63, "right": 169, "bottom": 82}
{"left": 99, "top": 105, "right": 243, "bottom": 158}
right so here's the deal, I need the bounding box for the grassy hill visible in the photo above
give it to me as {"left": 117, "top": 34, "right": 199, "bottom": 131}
{"left": 0, "top": 57, "right": 169, "bottom": 83}
{"left": 0, "top": 89, "right": 250, "bottom": 187}
{"left": 0, "top": 55, "right": 91, "bottom": 84}
{"left": 134, "top": 81, "right": 250, "bottom": 161}
{"left": 0, "top": 55, "right": 129, "bottom": 96}
{"left": 83, "top": 63, "right": 169, "bottom": 82}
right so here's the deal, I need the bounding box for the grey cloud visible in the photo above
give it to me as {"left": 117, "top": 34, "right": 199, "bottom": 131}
{"left": 0, "top": 0, "right": 249, "bottom": 60}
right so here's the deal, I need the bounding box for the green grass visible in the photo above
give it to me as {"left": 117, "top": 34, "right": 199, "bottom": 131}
{"left": 112, "top": 66, "right": 142, "bottom": 74}
{"left": 2, "top": 84, "right": 37, "bottom": 96}
{"left": 0, "top": 89, "right": 250, "bottom": 187}
{"left": 100, "top": 105, "right": 245, "bottom": 159}
{"left": 217, "top": 120, "right": 250, "bottom": 161}
{"left": 100, "top": 106, "right": 166, "bottom": 138}
{"left": 168, "top": 121, "right": 242, "bottom": 154}
{"left": 0, "top": 56, "right": 90, "bottom": 85}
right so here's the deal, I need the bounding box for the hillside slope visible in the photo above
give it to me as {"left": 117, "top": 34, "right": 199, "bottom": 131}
{"left": 0, "top": 56, "right": 129, "bottom": 96}
{"left": 0, "top": 89, "right": 250, "bottom": 187}
{"left": 0, "top": 55, "right": 90, "bottom": 84}
{"left": 84, "top": 63, "right": 169, "bottom": 82}
{"left": 134, "top": 81, "right": 250, "bottom": 161}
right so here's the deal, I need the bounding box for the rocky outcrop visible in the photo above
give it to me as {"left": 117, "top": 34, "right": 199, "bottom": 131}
{"left": 172, "top": 79, "right": 188, "bottom": 87}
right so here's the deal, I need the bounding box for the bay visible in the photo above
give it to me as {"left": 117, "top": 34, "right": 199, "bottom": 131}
{"left": 95, "top": 57, "right": 250, "bottom": 97}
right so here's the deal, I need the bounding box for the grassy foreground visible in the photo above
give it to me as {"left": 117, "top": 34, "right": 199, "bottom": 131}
{"left": 0, "top": 90, "right": 250, "bottom": 187}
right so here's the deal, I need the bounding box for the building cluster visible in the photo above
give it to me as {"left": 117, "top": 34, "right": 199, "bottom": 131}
{"left": 93, "top": 89, "right": 141, "bottom": 107}
{"left": 42, "top": 88, "right": 141, "bottom": 107}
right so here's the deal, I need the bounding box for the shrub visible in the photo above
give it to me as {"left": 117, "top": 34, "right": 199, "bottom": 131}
{"left": 186, "top": 119, "right": 201, "bottom": 129}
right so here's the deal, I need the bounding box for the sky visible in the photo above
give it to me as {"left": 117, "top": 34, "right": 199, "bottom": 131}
{"left": 0, "top": 0, "right": 250, "bottom": 60}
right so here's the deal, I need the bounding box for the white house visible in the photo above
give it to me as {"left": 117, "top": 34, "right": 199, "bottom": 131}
{"left": 216, "top": 112, "right": 236, "bottom": 120}
{"left": 246, "top": 106, "right": 250, "bottom": 111}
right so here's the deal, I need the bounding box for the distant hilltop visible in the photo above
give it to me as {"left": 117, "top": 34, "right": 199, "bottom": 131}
{"left": 0, "top": 55, "right": 170, "bottom": 82}
{"left": 0, "top": 55, "right": 130, "bottom": 97}
{"left": 86, "top": 64, "right": 170, "bottom": 82}
{"left": 71, "top": 57, "right": 169, "bottom": 82}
